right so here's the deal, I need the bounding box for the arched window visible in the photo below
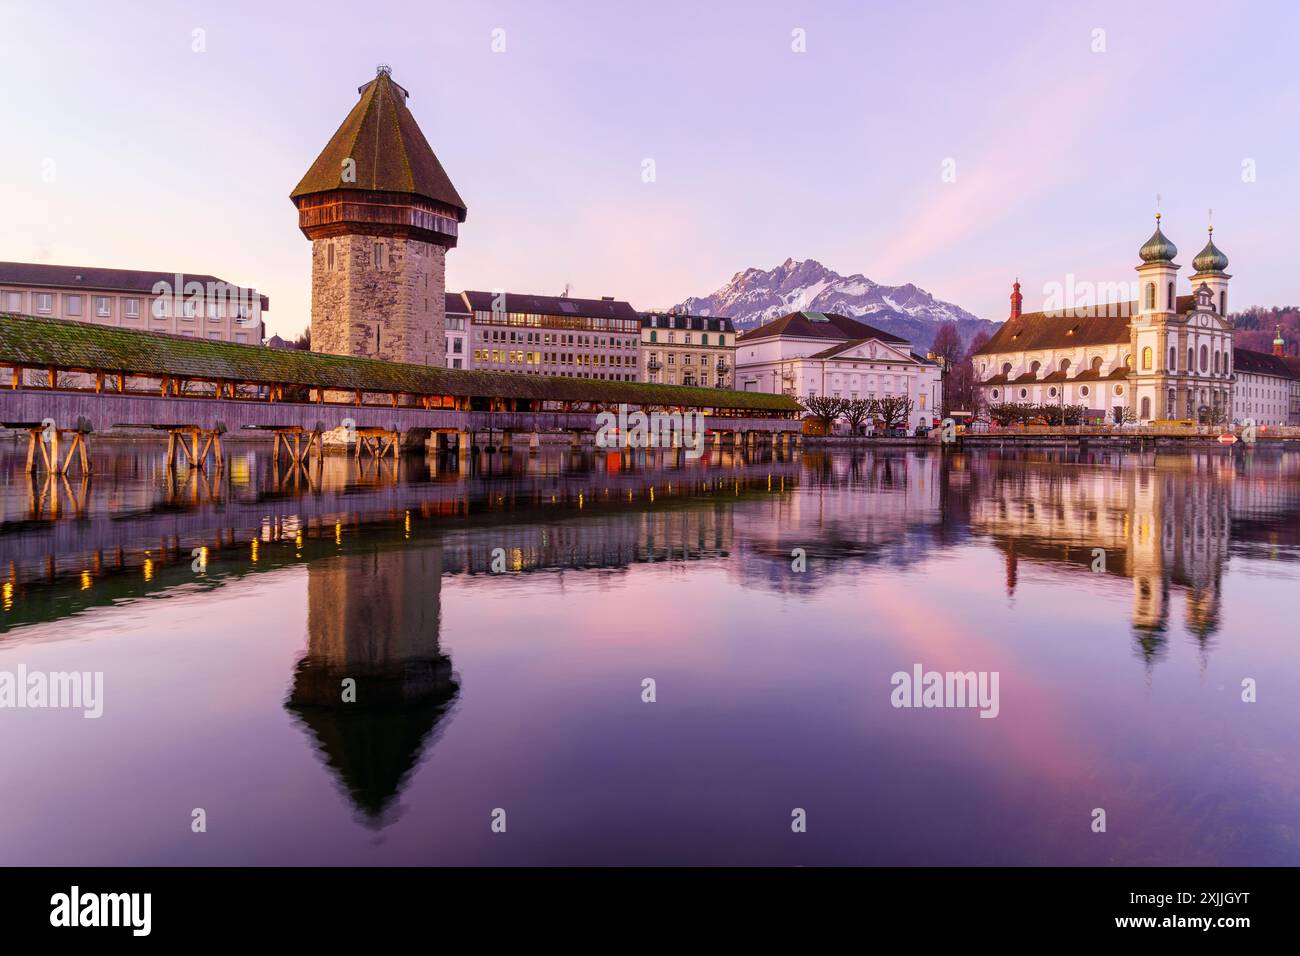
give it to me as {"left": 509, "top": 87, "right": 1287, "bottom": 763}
{"left": 1145, "top": 283, "right": 1155, "bottom": 309}
{"left": 1142, "top": 347, "right": 1153, "bottom": 370}
{"left": 1002, "top": 362, "right": 1013, "bottom": 375}
{"left": 1188, "top": 347, "right": 1195, "bottom": 373}
{"left": 1167, "top": 282, "right": 1174, "bottom": 310}
{"left": 649, "top": 331, "right": 657, "bottom": 343}
{"left": 1200, "top": 344, "right": 1209, "bottom": 373}
{"left": 1213, "top": 351, "right": 1220, "bottom": 374}
{"left": 1030, "top": 360, "right": 1041, "bottom": 376}
{"left": 1169, "top": 346, "right": 1176, "bottom": 370}
{"left": 1092, "top": 356, "right": 1103, "bottom": 372}
{"left": 1219, "top": 291, "right": 1226, "bottom": 315}
{"left": 1141, "top": 396, "right": 1152, "bottom": 420}
{"left": 1059, "top": 358, "right": 1071, "bottom": 372}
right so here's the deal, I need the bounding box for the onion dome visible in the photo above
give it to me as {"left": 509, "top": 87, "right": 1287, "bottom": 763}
{"left": 1192, "top": 227, "right": 1229, "bottom": 273}
{"left": 1138, "top": 214, "right": 1178, "bottom": 263}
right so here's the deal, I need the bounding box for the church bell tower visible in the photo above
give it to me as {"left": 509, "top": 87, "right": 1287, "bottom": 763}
{"left": 291, "top": 66, "right": 467, "bottom": 366}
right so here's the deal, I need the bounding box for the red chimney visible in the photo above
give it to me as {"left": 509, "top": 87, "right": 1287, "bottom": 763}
{"left": 1010, "top": 279, "right": 1023, "bottom": 320}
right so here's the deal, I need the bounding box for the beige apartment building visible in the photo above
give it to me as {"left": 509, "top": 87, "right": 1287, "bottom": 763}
{"left": 0, "top": 262, "right": 268, "bottom": 344}
{"left": 464, "top": 291, "right": 642, "bottom": 380}
{"left": 641, "top": 312, "right": 736, "bottom": 387}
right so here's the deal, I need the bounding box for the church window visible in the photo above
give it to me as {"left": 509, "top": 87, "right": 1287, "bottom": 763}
{"left": 1144, "top": 283, "right": 1155, "bottom": 309}
{"left": 1080, "top": 385, "right": 1090, "bottom": 397}
{"left": 1141, "top": 397, "right": 1151, "bottom": 420}
{"left": 1169, "top": 346, "right": 1176, "bottom": 370}
{"left": 1167, "top": 282, "right": 1174, "bottom": 310}
{"left": 1200, "top": 345, "right": 1209, "bottom": 372}
{"left": 1219, "top": 291, "right": 1226, "bottom": 315}
{"left": 1142, "top": 347, "right": 1153, "bottom": 370}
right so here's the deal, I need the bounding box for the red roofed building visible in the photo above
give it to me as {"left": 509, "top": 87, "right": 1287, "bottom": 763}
{"left": 973, "top": 218, "right": 1244, "bottom": 423}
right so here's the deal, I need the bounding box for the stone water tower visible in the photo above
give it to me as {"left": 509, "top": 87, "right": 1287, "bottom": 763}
{"left": 291, "top": 66, "right": 467, "bottom": 366}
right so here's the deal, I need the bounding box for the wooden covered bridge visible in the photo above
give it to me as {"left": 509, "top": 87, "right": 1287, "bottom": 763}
{"left": 0, "top": 314, "right": 802, "bottom": 472}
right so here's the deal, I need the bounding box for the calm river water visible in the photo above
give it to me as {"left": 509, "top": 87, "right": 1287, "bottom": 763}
{"left": 1, "top": 440, "right": 1298, "bottom": 865}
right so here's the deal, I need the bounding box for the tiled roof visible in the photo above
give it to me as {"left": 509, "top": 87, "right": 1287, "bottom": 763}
{"left": 291, "top": 71, "right": 466, "bottom": 220}
{"left": 461, "top": 291, "right": 639, "bottom": 322}
{"left": 1234, "top": 347, "right": 1298, "bottom": 379}
{"left": 640, "top": 312, "right": 735, "bottom": 333}
{"left": 0, "top": 261, "right": 269, "bottom": 309}
{"left": 0, "top": 313, "right": 797, "bottom": 411}
{"left": 737, "top": 311, "right": 908, "bottom": 344}
{"left": 973, "top": 296, "right": 1197, "bottom": 355}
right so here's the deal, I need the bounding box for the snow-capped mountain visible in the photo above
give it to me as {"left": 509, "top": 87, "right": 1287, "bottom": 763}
{"left": 672, "top": 258, "right": 996, "bottom": 350}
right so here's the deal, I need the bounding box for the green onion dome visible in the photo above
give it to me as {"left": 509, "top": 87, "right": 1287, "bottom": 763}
{"left": 1139, "top": 216, "right": 1178, "bottom": 263}
{"left": 1192, "top": 229, "right": 1229, "bottom": 273}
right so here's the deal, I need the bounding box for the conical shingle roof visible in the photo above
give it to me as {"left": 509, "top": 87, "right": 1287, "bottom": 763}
{"left": 291, "top": 69, "right": 466, "bottom": 221}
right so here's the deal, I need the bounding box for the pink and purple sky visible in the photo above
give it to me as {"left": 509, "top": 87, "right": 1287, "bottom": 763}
{"left": 3, "top": 0, "right": 1298, "bottom": 338}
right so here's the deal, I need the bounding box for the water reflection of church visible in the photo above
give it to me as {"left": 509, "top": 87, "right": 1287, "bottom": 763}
{"left": 969, "top": 453, "right": 1295, "bottom": 660}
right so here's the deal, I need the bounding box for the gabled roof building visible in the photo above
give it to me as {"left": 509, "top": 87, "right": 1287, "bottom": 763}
{"left": 734, "top": 311, "right": 942, "bottom": 429}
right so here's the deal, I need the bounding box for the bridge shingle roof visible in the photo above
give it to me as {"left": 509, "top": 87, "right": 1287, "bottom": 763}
{"left": 0, "top": 314, "right": 799, "bottom": 412}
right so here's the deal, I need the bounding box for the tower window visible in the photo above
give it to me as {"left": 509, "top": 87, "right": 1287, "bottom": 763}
{"left": 1219, "top": 291, "right": 1225, "bottom": 315}
{"left": 374, "top": 242, "right": 386, "bottom": 271}
{"left": 1167, "top": 282, "right": 1173, "bottom": 310}
{"left": 327, "top": 244, "right": 335, "bottom": 271}
{"left": 1144, "top": 283, "right": 1155, "bottom": 310}
{"left": 1142, "top": 347, "right": 1153, "bottom": 370}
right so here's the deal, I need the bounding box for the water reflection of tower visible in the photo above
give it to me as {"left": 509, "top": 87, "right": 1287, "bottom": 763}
{"left": 1128, "top": 461, "right": 1230, "bottom": 659}
{"left": 286, "top": 546, "right": 458, "bottom": 827}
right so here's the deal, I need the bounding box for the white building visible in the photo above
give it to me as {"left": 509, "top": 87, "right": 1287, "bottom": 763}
{"left": 445, "top": 292, "right": 470, "bottom": 369}
{"left": 734, "top": 311, "right": 943, "bottom": 429}
{"left": 1231, "top": 332, "right": 1298, "bottom": 427}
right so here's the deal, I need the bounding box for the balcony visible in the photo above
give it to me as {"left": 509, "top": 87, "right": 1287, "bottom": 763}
{"left": 647, "top": 358, "right": 662, "bottom": 371}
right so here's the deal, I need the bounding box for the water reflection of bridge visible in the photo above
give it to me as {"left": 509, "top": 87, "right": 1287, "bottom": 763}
{"left": 0, "top": 443, "right": 798, "bottom": 584}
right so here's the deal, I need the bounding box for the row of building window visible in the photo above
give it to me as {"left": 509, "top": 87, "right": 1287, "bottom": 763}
{"left": 648, "top": 353, "right": 722, "bottom": 366}
{"left": 646, "top": 330, "right": 731, "bottom": 346}
{"left": 477, "top": 329, "right": 637, "bottom": 348}
{"left": 1139, "top": 344, "right": 1232, "bottom": 375}
{"left": 473, "top": 349, "right": 639, "bottom": 368}
{"left": 4, "top": 290, "right": 250, "bottom": 321}
{"left": 473, "top": 310, "right": 640, "bottom": 333}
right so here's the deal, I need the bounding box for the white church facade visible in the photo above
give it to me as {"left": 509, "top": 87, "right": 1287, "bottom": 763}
{"left": 973, "top": 218, "right": 1251, "bottom": 424}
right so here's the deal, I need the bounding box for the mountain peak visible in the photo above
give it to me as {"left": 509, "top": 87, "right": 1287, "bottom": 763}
{"left": 674, "top": 259, "right": 997, "bottom": 349}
